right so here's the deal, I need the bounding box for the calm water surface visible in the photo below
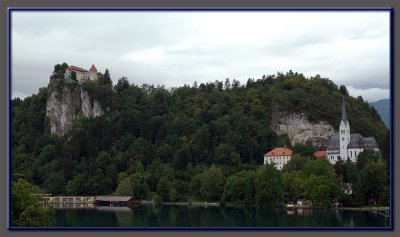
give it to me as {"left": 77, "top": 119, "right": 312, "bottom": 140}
{"left": 52, "top": 205, "right": 388, "bottom": 227}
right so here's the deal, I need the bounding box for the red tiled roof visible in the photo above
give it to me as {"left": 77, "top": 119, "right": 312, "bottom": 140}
{"left": 89, "top": 64, "right": 97, "bottom": 72}
{"left": 314, "top": 150, "right": 326, "bottom": 158}
{"left": 66, "top": 65, "right": 88, "bottom": 73}
{"left": 264, "top": 147, "right": 293, "bottom": 156}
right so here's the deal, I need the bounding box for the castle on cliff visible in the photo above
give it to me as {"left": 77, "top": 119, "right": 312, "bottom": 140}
{"left": 325, "top": 99, "right": 379, "bottom": 164}
{"left": 64, "top": 64, "right": 98, "bottom": 82}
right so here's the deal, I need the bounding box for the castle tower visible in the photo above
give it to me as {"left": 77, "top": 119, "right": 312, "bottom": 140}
{"left": 339, "top": 98, "right": 350, "bottom": 160}
{"left": 89, "top": 64, "right": 98, "bottom": 80}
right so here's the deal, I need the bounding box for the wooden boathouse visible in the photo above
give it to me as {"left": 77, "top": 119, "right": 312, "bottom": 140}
{"left": 94, "top": 196, "right": 139, "bottom": 207}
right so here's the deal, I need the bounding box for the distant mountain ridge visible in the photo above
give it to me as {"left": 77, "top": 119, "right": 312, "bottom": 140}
{"left": 369, "top": 99, "right": 390, "bottom": 128}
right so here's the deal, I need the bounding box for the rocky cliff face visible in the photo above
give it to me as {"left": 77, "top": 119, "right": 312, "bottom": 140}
{"left": 80, "top": 90, "right": 104, "bottom": 118}
{"left": 46, "top": 78, "right": 104, "bottom": 136}
{"left": 272, "top": 113, "right": 335, "bottom": 147}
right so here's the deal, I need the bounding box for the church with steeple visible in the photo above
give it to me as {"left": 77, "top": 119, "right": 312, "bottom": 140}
{"left": 325, "top": 99, "right": 379, "bottom": 164}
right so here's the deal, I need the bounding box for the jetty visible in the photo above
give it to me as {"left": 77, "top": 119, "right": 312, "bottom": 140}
{"left": 37, "top": 195, "right": 139, "bottom": 207}
{"left": 37, "top": 195, "right": 95, "bottom": 204}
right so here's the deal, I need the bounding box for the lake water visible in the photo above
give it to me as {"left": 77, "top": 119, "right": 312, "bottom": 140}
{"left": 50, "top": 205, "right": 389, "bottom": 228}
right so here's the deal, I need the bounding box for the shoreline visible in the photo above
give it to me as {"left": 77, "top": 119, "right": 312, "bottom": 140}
{"left": 140, "top": 201, "right": 389, "bottom": 211}
{"left": 42, "top": 199, "right": 389, "bottom": 212}
{"left": 338, "top": 207, "right": 389, "bottom": 211}
{"left": 140, "top": 201, "right": 220, "bottom": 207}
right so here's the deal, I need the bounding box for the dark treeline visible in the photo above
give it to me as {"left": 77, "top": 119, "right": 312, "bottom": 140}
{"left": 11, "top": 69, "right": 389, "bottom": 207}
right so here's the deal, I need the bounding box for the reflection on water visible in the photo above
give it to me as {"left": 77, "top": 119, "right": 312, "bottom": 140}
{"left": 96, "top": 206, "right": 132, "bottom": 212}
{"left": 51, "top": 205, "right": 388, "bottom": 227}
{"left": 291, "top": 208, "right": 312, "bottom": 216}
{"left": 297, "top": 208, "right": 303, "bottom": 216}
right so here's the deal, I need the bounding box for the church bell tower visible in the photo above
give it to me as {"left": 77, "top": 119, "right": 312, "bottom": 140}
{"left": 339, "top": 98, "right": 350, "bottom": 160}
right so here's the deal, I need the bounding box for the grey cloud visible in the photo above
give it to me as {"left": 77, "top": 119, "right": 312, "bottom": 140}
{"left": 11, "top": 11, "right": 390, "bottom": 101}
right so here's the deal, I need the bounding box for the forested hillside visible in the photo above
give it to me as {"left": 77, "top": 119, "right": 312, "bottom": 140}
{"left": 11, "top": 70, "right": 390, "bottom": 207}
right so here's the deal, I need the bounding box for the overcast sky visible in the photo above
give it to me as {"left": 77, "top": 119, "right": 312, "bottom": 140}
{"left": 11, "top": 11, "right": 390, "bottom": 102}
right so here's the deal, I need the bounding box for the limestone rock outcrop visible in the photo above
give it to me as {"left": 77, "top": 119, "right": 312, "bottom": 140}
{"left": 272, "top": 113, "right": 335, "bottom": 147}
{"left": 46, "top": 78, "right": 104, "bottom": 136}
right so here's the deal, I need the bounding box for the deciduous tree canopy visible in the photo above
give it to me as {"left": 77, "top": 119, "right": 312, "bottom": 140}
{"left": 10, "top": 70, "right": 389, "bottom": 208}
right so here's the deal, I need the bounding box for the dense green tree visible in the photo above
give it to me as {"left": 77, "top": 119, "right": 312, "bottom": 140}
{"left": 221, "top": 170, "right": 255, "bottom": 204}
{"left": 130, "top": 172, "right": 150, "bottom": 200}
{"left": 53, "top": 64, "right": 62, "bottom": 73}
{"left": 131, "top": 138, "right": 153, "bottom": 167}
{"left": 379, "top": 186, "right": 390, "bottom": 206}
{"left": 174, "top": 180, "right": 189, "bottom": 201}
{"left": 200, "top": 165, "right": 226, "bottom": 201}
{"left": 53, "top": 62, "right": 69, "bottom": 78}
{"left": 298, "top": 158, "right": 341, "bottom": 207}
{"left": 339, "top": 85, "right": 349, "bottom": 96}
{"left": 333, "top": 158, "right": 348, "bottom": 182}
{"left": 292, "top": 144, "right": 316, "bottom": 157}
{"left": 87, "top": 171, "right": 113, "bottom": 195}
{"left": 345, "top": 161, "right": 360, "bottom": 184}
{"left": 115, "top": 176, "right": 133, "bottom": 196}
{"left": 361, "top": 160, "right": 388, "bottom": 204}
{"left": 147, "top": 158, "right": 164, "bottom": 190}
{"left": 157, "top": 176, "right": 172, "bottom": 201}
{"left": 302, "top": 175, "right": 340, "bottom": 207}
{"left": 381, "top": 131, "right": 390, "bottom": 166}
{"left": 214, "top": 143, "right": 241, "bottom": 166}
{"left": 11, "top": 179, "right": 54, "bottom": 227}
{"left": 303, "top": 159, "right": 336, "bottom": 179}
{"left": 44, "top": 172, "right": 65, "bottom": 195}
{"left": 189, "top": 173, "right": 203, "bottom": 198}
{"left": 282, "top": 154, "right": 309, "bottom": 172}
{"left": 127, "top": 160, "right": 144, "bottom": 175}
{"left": 66, "top": 173, "right": 87, "bottom": 195}
{"left": 95, "top": 151, "right": 118, "bottom": 189}
{"left": 114, "top": 76, "right": 130, "bottom": 94}
{"left": 173, "top": 146, "right": 192, "bottom": 170}
{"left": 310, "top": 184, "right": 332, "bottom": 207}
{"left": 101, "top": 69, "right": 113, "bottom": 85}
{"left": 356, "top": 150, "right": 381, "bottom": 170}
{"left": 282, "top": 170, "right": 305, "bottom": 203}
{"left": 254, "top": 164, "right": 284, "bottom": 208}
{"left": 71, "top": 71, "right": 77, "bottom": 81}
{"left": 352, "top": 178, "right": 366, "bottom": 206}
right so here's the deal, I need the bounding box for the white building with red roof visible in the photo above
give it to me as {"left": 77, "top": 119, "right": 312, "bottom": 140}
{"left": 65, "top": 64, "right": 98, "bottom": 82}
{"left": 263, "top": 147, "right": 293, "bottom": 170}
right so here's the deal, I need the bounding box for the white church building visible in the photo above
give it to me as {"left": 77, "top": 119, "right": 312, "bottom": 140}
{"left": 326, "top": 99, "right": 379, "bottom": 164}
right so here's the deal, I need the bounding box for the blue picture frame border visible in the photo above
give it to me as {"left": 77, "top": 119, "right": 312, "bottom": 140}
{"left": 7, "top": 7, "right": 394, "bottom": 230}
